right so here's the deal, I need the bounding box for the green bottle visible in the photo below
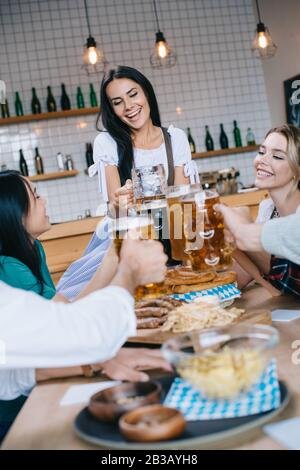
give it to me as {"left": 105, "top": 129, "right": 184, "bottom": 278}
{"left": 46, "top": 86, "right": 57, "bottom": 112}
{"left": 60, "top": 83, "right": 71, "bottom": 110}
{"left": 31, "top": 88, "right": 41, "bottom": 114}
{"left": 89, "top": 84, "right": 98, "bottom": 107}
{"left": 205, "top": 125, "right": 214, "bottom": 151}
{"left": 233, "top": 120, "right": 242, "bottom": 147}
{"left": 19, "top": 149, "right": 29, "bottom": 176}
{"left": 219, "top": 123, "right": 229, "bottom": 149}
{"left": 15, "top": 92, "right": 24, "bottom": 116}
{"left": 77, "top": 87, "right": 85, "bottom": 109}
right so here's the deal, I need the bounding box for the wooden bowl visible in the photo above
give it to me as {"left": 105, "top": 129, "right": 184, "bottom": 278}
{"left": 119, "top": 404, "right": 186, "bottom": 442}
{"left": 88, "top": 381, "right": 161, "bottom": 423}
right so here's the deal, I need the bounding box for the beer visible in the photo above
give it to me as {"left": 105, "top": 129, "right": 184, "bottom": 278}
{"left": 111, "top": 215, "right": 166, "bottom": 299}
{"left": 180, "top": 190, "right": 233, "bottom": 272}
{"left": 135, "top": 194, "right": 166, "bottom": 213}
{"left": 166, "top": 184, "right": 202, "bottom": 262}
{"left": 112, "top": 215, "right": 154, "bottom": 255}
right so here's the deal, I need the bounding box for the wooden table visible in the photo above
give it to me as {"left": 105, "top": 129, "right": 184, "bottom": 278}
{"left": 2, "top": 285, "right": 300, "bottom": 450}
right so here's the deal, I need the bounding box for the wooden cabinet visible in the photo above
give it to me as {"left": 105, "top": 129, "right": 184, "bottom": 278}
{"left": 39, "top": 217, "right": 102, "bottom": 285}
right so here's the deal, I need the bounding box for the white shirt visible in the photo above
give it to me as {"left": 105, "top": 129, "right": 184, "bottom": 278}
{"left": 89, "top": 125, "right": 200, "bottom": 201}
{"left": 0, "top": 282, "right": 136, "bottom": 399}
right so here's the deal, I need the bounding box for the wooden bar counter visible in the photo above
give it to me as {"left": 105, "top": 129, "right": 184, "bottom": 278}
{"left": 2, "top": 285, "right": 300, "bottom": 450}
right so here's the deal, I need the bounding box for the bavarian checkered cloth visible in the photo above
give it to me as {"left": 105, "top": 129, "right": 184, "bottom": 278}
{"left": 164, "top": 359, "right": 280, "bottom": 420}
{"left": 171, "top": 283, "right": 241, "bottom": 303}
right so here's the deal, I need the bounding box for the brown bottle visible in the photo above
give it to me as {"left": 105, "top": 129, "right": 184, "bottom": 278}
{"left": 34, "top": 147, "right": 44, "bottom": 175}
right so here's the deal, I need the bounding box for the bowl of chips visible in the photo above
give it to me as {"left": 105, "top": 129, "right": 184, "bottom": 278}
{"left": 162, "top": 324, "right": 279, "bottom": 399}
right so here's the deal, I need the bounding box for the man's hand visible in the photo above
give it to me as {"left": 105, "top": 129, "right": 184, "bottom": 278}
{"left": 214, "top": 204, "right": 263, "bottom": 251}
{"left": 119, "top": 237, "right": 167, "bottom": 289}
{"left": 95, "top": 347, "right": 172, "bottom": 382}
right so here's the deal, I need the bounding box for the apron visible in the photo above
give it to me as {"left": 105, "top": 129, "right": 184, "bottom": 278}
{"left": 267, "top": 208, "right": 300, "bottom": 297}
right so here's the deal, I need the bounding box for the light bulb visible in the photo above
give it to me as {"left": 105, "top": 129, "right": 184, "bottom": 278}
{"left": 88, "top": 47, "right": 98, "bottom": 65}
{"left": 258, "top": 32, "right": 268, "bottom": 49}
{"left": 157, "top": 41, "right": 168, "bottom": 59}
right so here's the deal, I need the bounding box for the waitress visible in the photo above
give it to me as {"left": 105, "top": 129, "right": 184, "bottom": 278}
{"left": 89, "top": 65, "right": 200, "bottom": 211}
{"left": 58, "top": 66, "right": 200, "bottom": 298}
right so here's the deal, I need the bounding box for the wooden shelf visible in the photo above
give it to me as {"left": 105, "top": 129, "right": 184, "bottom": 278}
{"left": 192, "top": 145, "right": 259, "bottom": 159}
{"left": 29, "top": 170, "right": 78, "bottom": 182}
{"left": 0, "top": 108, "right": 99, "bottom": 126}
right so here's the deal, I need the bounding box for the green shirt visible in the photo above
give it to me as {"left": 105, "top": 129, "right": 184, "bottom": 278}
{"left": 0, "top": 240, "right": 56, "bottom": 299}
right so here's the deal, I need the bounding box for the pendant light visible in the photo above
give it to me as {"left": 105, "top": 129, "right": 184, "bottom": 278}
{"left": 252, "top": 0, "right": 277, "bottom": 59}
{"left": 150, "top": 0, "right": 176, "bottom": 69}
{"left": 82, "top": 0, "right": 104, "bottom": 75}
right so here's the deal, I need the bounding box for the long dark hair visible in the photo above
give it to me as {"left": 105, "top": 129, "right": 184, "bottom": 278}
{"left": 96, "top": 65, "right": 161, "bottom": 184}
{"left": 0, "top": 170, "right": 44, "bottom": 294}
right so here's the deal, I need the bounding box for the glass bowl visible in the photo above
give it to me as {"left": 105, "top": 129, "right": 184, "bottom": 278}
{"left": 162, "top": 324, "right": 279, "bottom": 399}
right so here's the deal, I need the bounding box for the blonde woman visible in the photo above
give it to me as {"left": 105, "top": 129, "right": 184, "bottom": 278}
{"left": 235, "top": 124, "right": 300, "bottom": 296}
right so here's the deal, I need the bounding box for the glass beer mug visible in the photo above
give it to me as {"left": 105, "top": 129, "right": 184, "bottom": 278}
{"left": 131, "top": 164, "right": 167, "bottom": 208}
{"left": 180, "top": 190, "right": 233, "bottom": 272}
{"left": 166, "top": 183, "right": 203, "bottom": 263}
{"left": 110, "top": 214, "right": 166, "bottom": 299}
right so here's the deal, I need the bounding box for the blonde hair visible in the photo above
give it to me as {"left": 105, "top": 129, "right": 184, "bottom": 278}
{"left": 265, "top": 124, "right": 300, "bottom": 192}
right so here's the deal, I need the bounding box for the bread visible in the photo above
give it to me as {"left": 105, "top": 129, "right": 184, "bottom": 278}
{"left": 167, "top": 271, "right": 237, "bottom": 294}
{"left": 165, "top": 268, "right": 216, "bottom": 286}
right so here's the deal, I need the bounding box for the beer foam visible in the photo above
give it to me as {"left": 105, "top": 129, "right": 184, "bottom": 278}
{"left": 114, "top": 216, "right": 151, "bottom": 231}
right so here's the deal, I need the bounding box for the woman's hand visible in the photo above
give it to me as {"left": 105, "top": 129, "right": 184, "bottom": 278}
{"left": 112, "top": 179, "right": 134, "bottom": 211}
{"left": 94, "top": 347, "right": 172, "bottom": 382}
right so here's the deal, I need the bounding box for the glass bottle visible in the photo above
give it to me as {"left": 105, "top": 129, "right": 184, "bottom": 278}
{"left": 85, "top": 143, "right": 94, "bottom": 168}
{"left": 205, "top": 125, "right": 214, "bottom": 151}
{"left": 34, "top": 147, "right": 44, "bottom": 175}
{"left": 246, "top": 128, "right": 256, "bottom": 145}
{"left": 60, "top": 83, "right": 71, "bottom": 110}
{"left": 56, "top": 152, "right": 65, "bottom": 171}
{"left": 31, "top": 88, "right": 41, "bottom": 114}
{"left": 46, "top": 86, "right": 57, "bottom": 112}
{"left": 1, "top": 99, "right": 10, "bottom": 118}
{"left": 15, "top": 92, "right": 24, "bottom": 116}
{"left": 65, "top": 155, "right": 74, "bottom": 170}
{"left": 187, "top": 127, "right": 196, "bottom": 153}
{"left": 233, "top": 120, "right": 242, "bottom": 147}
{"left": 216, "top": 174, "right": 224, "bottom": 195}
{"left": 89, "top": 84, "right": 98, "bottom": 107}
{"left": 219, "top": 123, "right": 229, "bottom": 149}
{"left": 76, "top": 87, "right": 85, "bottom": 109}
{"left": 19, "top": 149, "right": 29, "bottom": 176}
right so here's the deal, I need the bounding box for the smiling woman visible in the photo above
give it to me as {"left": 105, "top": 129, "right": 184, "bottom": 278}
{"left": 89, "top": 65, "right": 200, "bottom": 208}
{"left": 234, "top": 124, "right": 300, "bottom": 297}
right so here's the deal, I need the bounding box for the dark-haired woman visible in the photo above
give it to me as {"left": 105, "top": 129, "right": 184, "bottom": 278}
{"left": 0, "top": 171, "right": 170, "bottom": 440}
{"left": 89, "top": 65, "right": 199, "bottom": 208}
{"left": 59, "top": 66, "right": 200, "bottom": 298}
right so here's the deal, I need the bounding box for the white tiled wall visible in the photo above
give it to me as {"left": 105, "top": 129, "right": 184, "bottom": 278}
{"left": 0, "top": 0, "right": 271, "bottom": 222}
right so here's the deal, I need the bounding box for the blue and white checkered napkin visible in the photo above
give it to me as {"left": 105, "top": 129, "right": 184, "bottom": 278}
{"left": 164, "top": 360, "right": 280, "bottom": 421}
{"left": 171, "top": 283, "right": 241, "bottom": 304}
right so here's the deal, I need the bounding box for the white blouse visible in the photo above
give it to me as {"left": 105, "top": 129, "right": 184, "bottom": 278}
{"left": 89, "top": 125, "right": 200, "bottom": 201}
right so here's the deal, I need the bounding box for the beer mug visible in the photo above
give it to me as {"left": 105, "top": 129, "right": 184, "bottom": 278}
{"left": 110, "top": 215, "right": 166, "bottom": 299}
{"left": 180, "top": 190, "right": 233, "bottom": 272}
{"left": 166, "top": 184, "right": 203, "bottom": 262}
{"left": 132, "top": 164, "right": 167, "bottom": 207}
